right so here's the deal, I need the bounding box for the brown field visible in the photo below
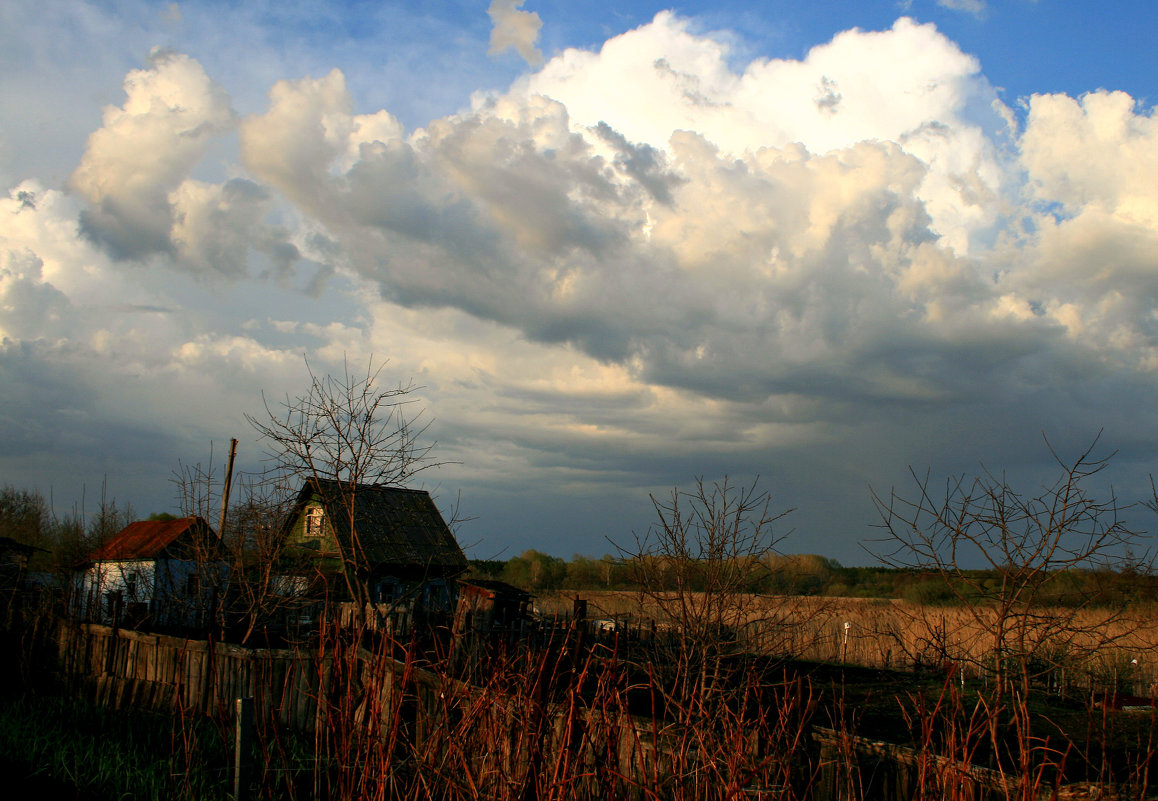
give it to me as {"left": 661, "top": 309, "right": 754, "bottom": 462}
{"left": 536, "top": 590, "right": 1158, "bottom": 695}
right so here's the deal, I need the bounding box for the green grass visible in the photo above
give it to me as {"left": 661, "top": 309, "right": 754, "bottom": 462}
{"left": 0, "top": 693, "right": 233, "bottom": 800}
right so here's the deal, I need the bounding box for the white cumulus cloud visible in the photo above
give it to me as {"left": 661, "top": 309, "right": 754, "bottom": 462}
{"left": 488, "top": 0, "right": 543, "bottom": 66}
{"left": 515, "top": 14, "right": 1010, "bottom": 255}
{"left": 70, "top": 49, "right": 234, "bottom": 260}
{"left": 4, "top": 9, "right": 1158, "bottom": 561}
{"left": 236, "top": 16, "right": 1029, "bottom": 410}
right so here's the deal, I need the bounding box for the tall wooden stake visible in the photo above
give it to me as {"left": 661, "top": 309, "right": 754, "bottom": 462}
{"left": 218, "top": 438, "right": 238, "bottom": 537}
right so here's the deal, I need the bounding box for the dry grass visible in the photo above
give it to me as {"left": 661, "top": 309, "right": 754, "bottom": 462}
{"left": 540, "top": 590, "right": 1158, "bottom": 695}
{"left": 33, "top": 604, "right": 1158, "bottom": 800}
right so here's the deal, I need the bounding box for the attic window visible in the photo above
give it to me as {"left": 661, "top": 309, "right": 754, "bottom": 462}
{"left": 304, "top": 506, "right": 325, "bottom": 538}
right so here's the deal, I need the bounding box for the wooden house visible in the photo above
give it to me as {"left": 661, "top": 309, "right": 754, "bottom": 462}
{"left": 73, "top": 516, "right": 226, "bottom": 629}
{"left": 277, "top": 478, "right": 468, "bottom": 616}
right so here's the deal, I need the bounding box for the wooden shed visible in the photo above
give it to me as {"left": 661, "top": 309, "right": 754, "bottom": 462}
{"left": 73, "top": 516, "right": 226, "bottom": 630}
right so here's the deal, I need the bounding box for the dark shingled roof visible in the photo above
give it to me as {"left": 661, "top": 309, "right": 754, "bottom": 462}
{"left": 90, "top": 517, "right": 217, "bottom": 562}
{"left": 0, "top": 537, "right": 40, "bottom": 556}
{"left": 291, "top": 478, "right": 467, "bottom": 576}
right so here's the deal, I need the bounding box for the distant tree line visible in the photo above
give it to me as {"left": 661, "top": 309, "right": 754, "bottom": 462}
{"left": 469, "top": 549, "right": 1158, "bottom": 608}
{"left": 5, "top": 481, "right": 1156, "bottom": 610}
{"left": 0, "top": 484, "right": 139, "bottom": 577}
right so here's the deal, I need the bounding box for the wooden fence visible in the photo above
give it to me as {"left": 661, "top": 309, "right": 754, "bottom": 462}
{"left": 54, "top": 620, "right": 374, "bottom": 732}
{"left": 45, "top": 618, "right": 1146, "bottom": 799}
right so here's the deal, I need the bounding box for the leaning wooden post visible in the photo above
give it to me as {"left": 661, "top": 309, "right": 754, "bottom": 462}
{"left": 218, "top": 438, "right": 238, "bottom": 539}
{"left": 234, "top": 696, "right": 254, "bottom": 800}
{"left": 572, "top": 596, "right": 588, "bottom": 662}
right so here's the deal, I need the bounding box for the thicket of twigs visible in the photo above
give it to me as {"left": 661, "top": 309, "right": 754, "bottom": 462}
{"left": 5, "top": 594, "right": 1158, "bottom": 801}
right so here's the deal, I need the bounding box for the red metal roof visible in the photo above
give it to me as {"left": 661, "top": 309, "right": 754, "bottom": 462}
{"left": 90, "top": 517, "right": 210, "bottom": 561}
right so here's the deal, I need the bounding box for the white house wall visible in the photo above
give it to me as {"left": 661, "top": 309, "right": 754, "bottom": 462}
{"left": 75, "top": 559, "right": 155, "bottom": 623}
{"left": 73, "top": 557, "right": 229, "bottom": 628}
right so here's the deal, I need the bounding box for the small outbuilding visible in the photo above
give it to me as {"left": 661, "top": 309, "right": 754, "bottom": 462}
{"left": 73, "top": 516, "right": 226, "bottom": 629}
{"left": 453, "top": 578, "right": 533, "bottom": 637}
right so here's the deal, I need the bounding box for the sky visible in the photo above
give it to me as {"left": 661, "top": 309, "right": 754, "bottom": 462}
{"left": 2, "top": 0, "right": 1158, "bottom": 566}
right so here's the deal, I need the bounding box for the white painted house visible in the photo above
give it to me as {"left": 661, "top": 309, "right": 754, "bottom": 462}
{"left": 74, "top": 516, "right": 227, "bottom": 630}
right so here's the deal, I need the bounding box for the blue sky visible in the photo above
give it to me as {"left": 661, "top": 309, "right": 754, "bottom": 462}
{"left": 2, "top": 0, "right": 1158, "bottom": 565}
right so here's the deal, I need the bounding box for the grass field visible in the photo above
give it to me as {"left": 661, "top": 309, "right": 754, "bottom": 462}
{"left": 0, "top": 693, "right": 231, "bottom": 800}
{"left": 536, "top": 590, "right": 1158, "bottom": 696}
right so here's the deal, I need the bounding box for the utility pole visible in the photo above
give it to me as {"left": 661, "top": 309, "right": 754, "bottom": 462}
{"left": 218, "top": 438, "right": 238, "bottom": 537}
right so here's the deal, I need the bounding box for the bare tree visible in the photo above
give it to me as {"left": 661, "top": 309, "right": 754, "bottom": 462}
{"left": 246, "top": 356, "right": 446, "bottom": 618}
{"left": 222, "top": 476, "right": 304, "bottom": 642}
{"left": 618, "top": 476, "right": 793, "bottom": 714}
{"left": 868, "top": 435, "right": 1152, "bottom": 793}
{"left": 870, "top": 436, "right": 1146, "bottom": 691}
{"left": 247, "top": 356, "right": 436, "bottom": 488}
{"left": 173, "top": 450, "right": 336, "bottom": 643}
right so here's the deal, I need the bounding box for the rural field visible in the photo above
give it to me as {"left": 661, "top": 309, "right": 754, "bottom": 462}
{"left": 4, "top": 578, "right": 1158, "bottom": 800}
{"left": 6, "top": 463, "right": 1158, "bottom": 799}
{"left": 537, "top": 590, "right": 1158, "bottom": 697}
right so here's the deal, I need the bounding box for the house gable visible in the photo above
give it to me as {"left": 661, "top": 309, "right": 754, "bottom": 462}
{"left": 281, "top": 479, "right": 467, "bottom": 580}
{"left": 285, "top": 500, "right": 341, "bottom": 554}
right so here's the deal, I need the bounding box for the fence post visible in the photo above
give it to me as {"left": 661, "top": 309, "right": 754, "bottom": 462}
{"left": 573, "top": 597, "right": 588, "bottom": 631}
{"left": 234, "top": 696, "right": 254, "bottom": 800}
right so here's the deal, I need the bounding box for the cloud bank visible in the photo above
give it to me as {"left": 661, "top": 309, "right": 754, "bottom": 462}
{"left": 3, "top": 12, "right": 1157, "bottom": 561}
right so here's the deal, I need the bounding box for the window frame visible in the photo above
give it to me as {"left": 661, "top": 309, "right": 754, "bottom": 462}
{"left": 304, "top": 506, "right": 326, "bottom": 539}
